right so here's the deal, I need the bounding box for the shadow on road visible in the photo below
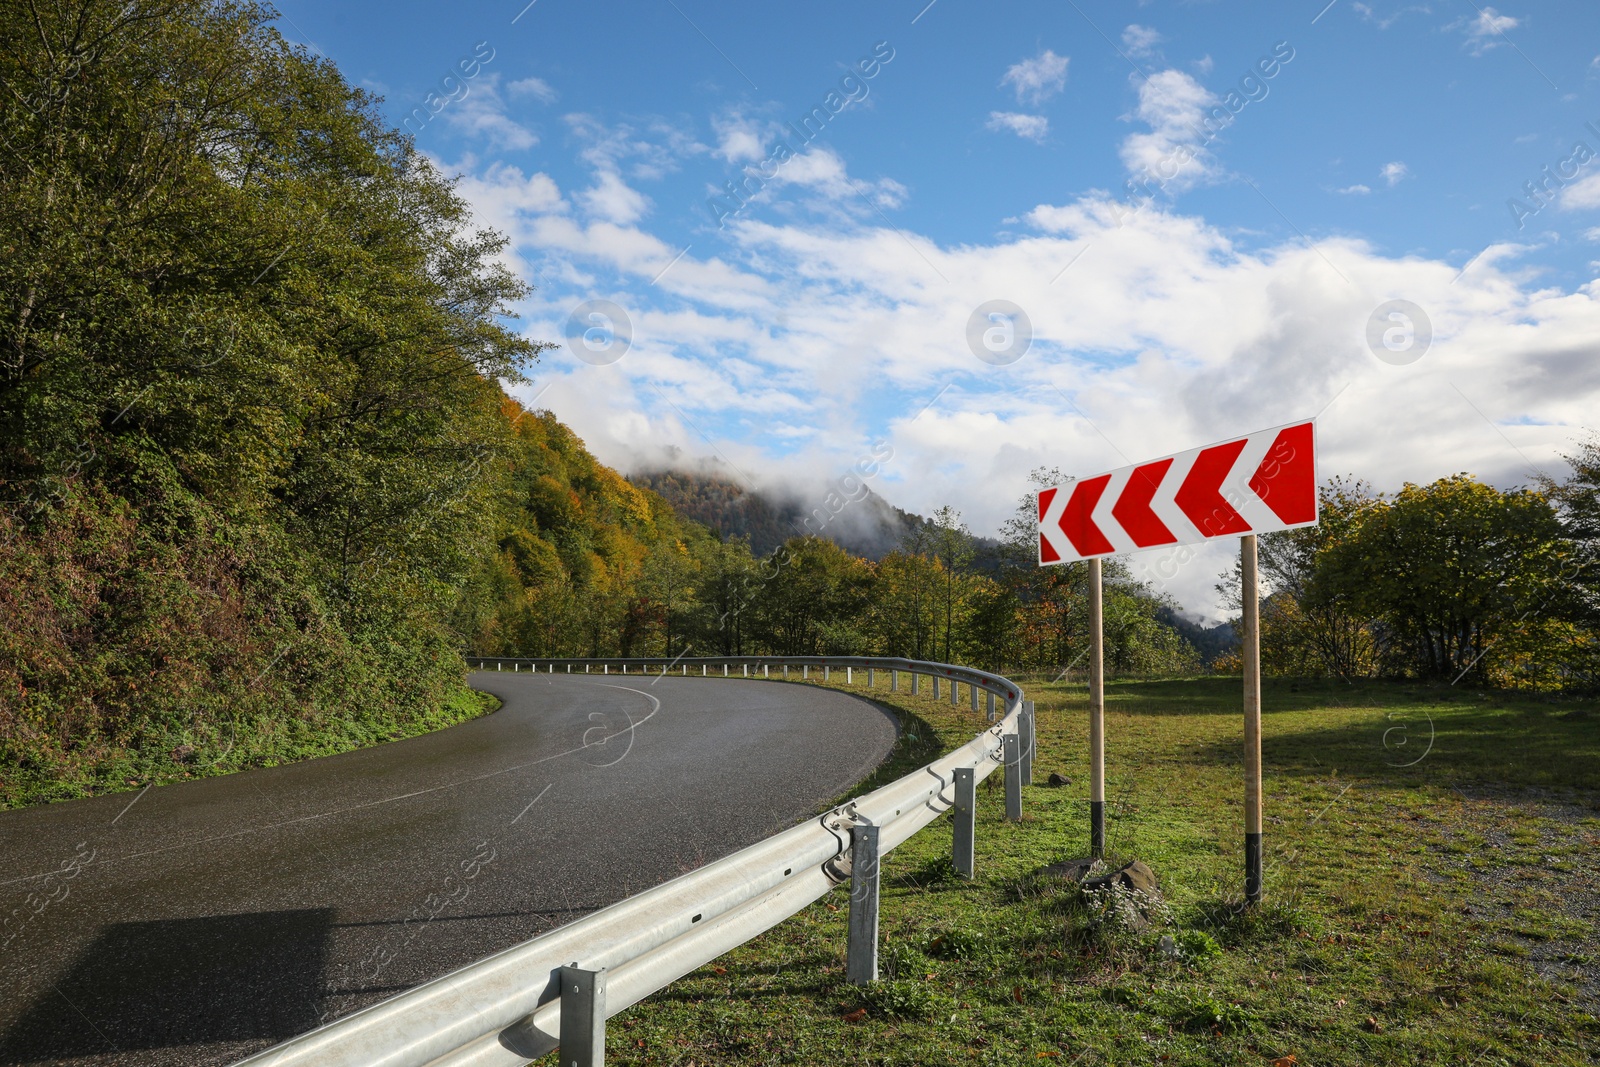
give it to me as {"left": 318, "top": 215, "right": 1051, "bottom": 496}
{"left": 1, "top": 909, "right": 332, "bottom": 1063}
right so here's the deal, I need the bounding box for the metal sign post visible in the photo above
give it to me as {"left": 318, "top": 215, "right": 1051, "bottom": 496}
{"left": 1088, "top": 558, "right": 1105, "bottom": 859}
{"left": 1241, "top": 534, "right": 1264, "bottom": 904}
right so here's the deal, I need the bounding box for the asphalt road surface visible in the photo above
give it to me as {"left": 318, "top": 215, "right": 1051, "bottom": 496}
{"left": 0, "top": 671, "right": 898, "bottom": 1066}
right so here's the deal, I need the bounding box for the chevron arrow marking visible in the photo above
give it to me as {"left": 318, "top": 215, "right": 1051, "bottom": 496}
{"left": 1036, "top": 418, "right": 1318, "bottom": 565}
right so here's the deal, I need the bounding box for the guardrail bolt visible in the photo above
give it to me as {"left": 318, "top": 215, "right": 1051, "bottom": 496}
{"left": 953, "top": 767, "right": 975, "bottom": 879}
{"left": 1004, "top": 733, "right": 1023, "bottom": 822}
{"left": 559, "top": 963, "right": 607, "bottom": 1067}
{"left": 847, "top": 824, "right": 881, "bottom": 985}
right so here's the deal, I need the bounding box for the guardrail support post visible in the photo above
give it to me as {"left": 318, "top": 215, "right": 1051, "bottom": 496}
{"left": 783, "top": 664, "right": 789, "bottom": 678}
{"left": 1020, "top": 702, "right": 1034, "bottom": 786}
{"left": 847, "top": 824, "right": 881, "bottom": 985}
{"left": 953, "top": 767, "right": 975, "bottom": 879}
{"left": 803, "top": 665, "right": 809, "bottom": 679}
{"left": 824, "top": 666, "right": 831, "bottom": 681}
{"left": 969, "top": 684, "right": 978, "bottom": 712}
{"left": 559, "top": 963, "right": 607, "bottom": 1067}
{"left": 867, "top": 667, "right": 874, "bottom": 688}
{"left": 743, "top": 664, "right": 748, "bottom": 677}
{"left": 890, "top": 670, "right": 898, "bottom": 692}
{"left": 985, "top": 690, "right": 994, "bottom": 720}
{"left": 950, "top": 680, "right": 958, "bottom": 706}
{"left": 763, "top": 664, "right": 769, "bottom": 677}
{"left": 1004, "top": 733, "right": 1022, "bottom": 822}
{"left": 723, "top": 664, "right": 728, "bottom": 677}
{"left": 911, "top": 672, "right": 919, "bottom": 695}
{"left": 846, "top": 666, "right": 852, "bottom": 684}
{"left": 931, "top": 676, "right": 939, "bottom": 700}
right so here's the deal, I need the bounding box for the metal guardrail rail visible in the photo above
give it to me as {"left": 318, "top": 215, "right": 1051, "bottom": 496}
{"left": 235, "top": 655, "right": 1036, "bottom": 1067}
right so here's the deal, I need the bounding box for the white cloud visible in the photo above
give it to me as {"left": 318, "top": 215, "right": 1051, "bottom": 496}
{"left": 711, "top": 113, "right": 767, "bottom": 164}
{"left": 1561, "top": 173, "right": 1600, "bottom": 210}
{"left": 579, "top": 170, "right": 650, "bottom": 225}
{"left": 1338, "top": 184, "right": 1372, "bottom": 195}
{"left": 1122, "top": 25, "right": 1162, "bottom": 58}
{"left": 1381, "top": 161, "right": 1409, "bottom": 185}
{"left": 440, "top": 75, "right": 539, "bottom": 150}
{"left": 1353, "top": 3, "right": 1429, "bottom": 30}
{"left": 444, "top": 120, "right": 1600, "bottom": 621}
{"left": 1001, "top": 50, "right": 1069, "bottom": 106}
{"left": 1583, "top": 226, "right": 1600, "bottom": 241}
{"left": 987, "top": 111, "right": 1050, "bottom": 143}
{"left": 1119, "top": 69, "right": 1219, "bottom": 189}
{"left": 507, "top": 76, "right": 558, "bottom": 104}
{"left": 1459, "top": 6, "right": 1520, "bottom": 55}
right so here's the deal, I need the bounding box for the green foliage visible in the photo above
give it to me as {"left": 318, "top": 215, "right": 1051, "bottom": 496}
{"left": 1221, "top": 474, "right": 1592, "bottom": 689}
{"left": 0, "top": 1, "right": 541, "bottom": 802}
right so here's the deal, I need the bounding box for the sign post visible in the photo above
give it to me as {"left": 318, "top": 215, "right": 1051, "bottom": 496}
{"left": 1241, "top": 534, "right": 1263, "bottom": 904}
{"left": 1037, "top": 418, "right": 1317, "bottom": 902}
{"left": 1088, "top": 558, "right": 1105, "bottom": 859}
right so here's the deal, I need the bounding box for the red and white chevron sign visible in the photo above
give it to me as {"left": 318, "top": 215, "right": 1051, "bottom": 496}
{"left": 1037, "top": 419, "right": 1318, "bottom": 565}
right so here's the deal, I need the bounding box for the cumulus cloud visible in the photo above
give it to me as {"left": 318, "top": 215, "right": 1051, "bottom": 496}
{"left": 1001, "top": 50, "right": 1069, "bottom": 105}
{"left": 1119, "top": 69, "right": 1219, "bottom": 189}
{"left": 1382, "top": 161, "right": 1409, "bottom": 185}
{"left": 987, "top": 111, "right": 1050, "bottom": 143}
{"left": 444, "top": 115, "right": 1600, "bottom": 620}
{"left": 1338, "top": 184, "right": 1372, "bottom": 195}
{"left": 507, "top": 76, "right": 558, "bottom": 104}
{"left": 1458, "top": 6, "right": 1520, "bottom": 55}
{"left": 711, "top": 112, "right": 767, "bottom": 164}
{"left": 1121, "top": 25, "right": 1162, "bottom": 58}
{"left": 439, "top": 75, "right": 540, "bottom": 150}
{"left": 1561, "top": 173, "right": 1600, "bottom": 210}
{"left": 579, "top": 170, "right": 650, "bottom": 225}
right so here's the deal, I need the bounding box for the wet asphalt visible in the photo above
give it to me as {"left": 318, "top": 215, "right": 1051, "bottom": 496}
{"left": 0, "top": 671, "right": 898, "bottom": 1066}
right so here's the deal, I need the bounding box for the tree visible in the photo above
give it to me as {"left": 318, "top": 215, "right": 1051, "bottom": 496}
{"left": 0, "top": 1, "right": 547, "bottom": 790}
{"left": 1318, "top": 475, "right": 1570, "bottom": 683}
{"left": 751, "top": 537, "right": 872, "bottom": 655}
{"left": 929, "top": 506, "right": 976, "bottom": 662}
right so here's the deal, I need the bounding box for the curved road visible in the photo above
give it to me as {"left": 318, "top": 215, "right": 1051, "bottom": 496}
{"left": 0, "top": 672, "right": 897, "bottom": 1066}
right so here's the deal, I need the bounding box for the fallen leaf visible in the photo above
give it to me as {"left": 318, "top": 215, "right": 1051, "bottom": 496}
{"left": 1272, "top": 1056, "right": 1298, "bottom": 1067}
{"left": 1036, "top": 1053, "right": 1060, "bottom": 1060}
{"left": 712, "top": 966, "right": 727, "bottom": 975}
{"left": 1012, "top": 985, "right": 1024, "bottom": 1003}
{"left": 1365, "top": 1016, "right": 1383, "bottom": 1033}
{"left": 825, "top": 903, "right": 839, "bottom": 912}
{"left": 843, "top": 1008, "right": 867, "bottom": 1023}
{"left": 1334, "top": 998, "right": 1346, "bottom": 1008}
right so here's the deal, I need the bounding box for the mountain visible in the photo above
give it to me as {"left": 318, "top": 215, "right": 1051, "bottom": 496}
{"left": 628, "top": 467, "right": 929, "bottom": 560}
{"left": 1155, "top": 607, "right": 1238, "bottom": 665}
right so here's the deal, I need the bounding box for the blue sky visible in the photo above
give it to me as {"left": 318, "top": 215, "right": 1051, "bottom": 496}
{"left": 278, "top": 0, "right": 1600, "bottom": 617}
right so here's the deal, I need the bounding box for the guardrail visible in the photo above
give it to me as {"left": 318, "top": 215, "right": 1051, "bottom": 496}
{"left": 235, "top": 656, "right": 1037, "bottom": 1067}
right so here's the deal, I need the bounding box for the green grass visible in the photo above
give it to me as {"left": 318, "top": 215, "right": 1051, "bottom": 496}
{"left": 1, "top": 683, "right": 502, "bottom": 808}
{"left": 577, "top": 674, "right": 1600, "bottom": 1066}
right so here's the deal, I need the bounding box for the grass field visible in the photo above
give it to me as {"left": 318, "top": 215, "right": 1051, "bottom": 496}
{"left": 583, "top": 673, "right": 1600, "bottom": 1067}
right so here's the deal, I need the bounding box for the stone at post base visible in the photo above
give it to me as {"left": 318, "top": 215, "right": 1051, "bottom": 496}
{"left": 1083, "top": 859, "right": 1160, "bottom": 896}
{"left": 1046, "top": 772, "right": 1071, "bottom": 787}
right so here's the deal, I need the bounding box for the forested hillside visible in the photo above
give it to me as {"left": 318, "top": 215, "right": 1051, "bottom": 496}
{"left": 629, "top": 467, "right": 926, "bottom": 559}
{"left": 0, "top": 1, "right": 542, "bottom": 804}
